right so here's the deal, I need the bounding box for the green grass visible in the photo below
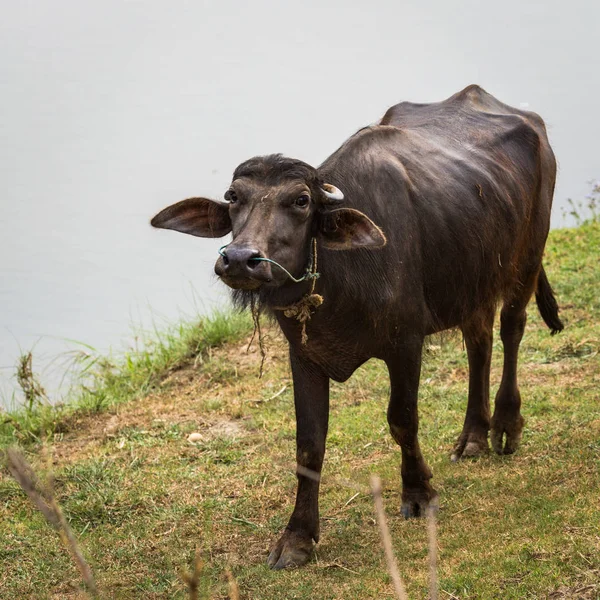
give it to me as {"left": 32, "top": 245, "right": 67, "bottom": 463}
{"left": 1, "top": 224, "right": 599, "bottom": 599}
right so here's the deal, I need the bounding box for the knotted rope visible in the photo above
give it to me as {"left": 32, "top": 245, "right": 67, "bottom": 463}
{"left": 273, "top": 238, "right": 323, "bottom": 344}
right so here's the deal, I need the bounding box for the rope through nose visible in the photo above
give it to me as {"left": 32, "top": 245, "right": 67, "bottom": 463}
{"left": 218, "top": 239, "right": 319, "bottom": 284}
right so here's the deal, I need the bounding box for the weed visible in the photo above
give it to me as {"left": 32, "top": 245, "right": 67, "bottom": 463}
{"left": 561, "top": 179, "right": 600, "bottom": 225}
{"left": 16, "top": 352, "right": 48, "bottom": 412}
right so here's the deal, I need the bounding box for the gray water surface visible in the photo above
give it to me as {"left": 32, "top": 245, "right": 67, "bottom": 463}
{"left": 1, "top": 0, "right": 599, "bottom": 407}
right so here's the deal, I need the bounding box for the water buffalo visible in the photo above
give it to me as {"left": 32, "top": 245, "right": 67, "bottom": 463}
{"left": 151, "top": 85, "right": 563, "bottom": 569}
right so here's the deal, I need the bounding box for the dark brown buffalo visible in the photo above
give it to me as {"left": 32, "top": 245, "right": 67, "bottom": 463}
{"left": 151, "top": 85, "right": 563, "bottom": 569}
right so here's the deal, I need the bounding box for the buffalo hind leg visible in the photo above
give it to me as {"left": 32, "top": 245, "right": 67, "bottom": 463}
{"left": 491, "top": 296, "right": 530, "bottom": 454}
{"left": 267, "top": 348, "right": 329, "bottom": 569}
{"left": 491, "top": 267, "right": 540, "bottom": 454}
{"left": 386, "top": 336, "right": 438, "bottom": 518}
{"left": 452, "top": 305, "right": 495, "bottom": 460}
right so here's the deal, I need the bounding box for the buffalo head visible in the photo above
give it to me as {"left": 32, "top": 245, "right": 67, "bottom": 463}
{"left": 151, "top": 154, "right": 386, "bottom": 291}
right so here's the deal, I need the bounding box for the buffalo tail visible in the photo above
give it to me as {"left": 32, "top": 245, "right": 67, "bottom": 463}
{"left": 535, "top": 265, "right": 564, "bottom": 335}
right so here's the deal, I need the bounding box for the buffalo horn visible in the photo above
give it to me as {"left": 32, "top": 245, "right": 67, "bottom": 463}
{"left": 321, "top": 183, "right": 344, "bottom": 203}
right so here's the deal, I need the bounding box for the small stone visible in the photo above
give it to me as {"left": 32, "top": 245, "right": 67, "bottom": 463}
{"left": 187, "top": 432, "right": 203, "bottom": 443}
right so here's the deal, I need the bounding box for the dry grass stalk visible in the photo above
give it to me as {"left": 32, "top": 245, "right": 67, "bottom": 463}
{"left": 370, "top": 475, "right": 408, "bottom": 600}
{"left": 294, "top": 463, "right": 369, "bottom": 494}
{"left": 5, "top": 447, "right": 99, "bottom": 598}
{"left": 181, "top": 553, "right": 203, "bottom": 600}
{"left": 427, "top": 506, "right": 439, "bottom": 600}
{"left": 226, "top": 568, "right": 240, "bottom": 600}
{"left": 252, "top": 385, "right": 287, "bottom": 403}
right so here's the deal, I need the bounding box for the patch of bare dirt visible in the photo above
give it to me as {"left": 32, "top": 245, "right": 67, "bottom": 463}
{"left": 48, "top": 327, "right": 288, "bottom": 467}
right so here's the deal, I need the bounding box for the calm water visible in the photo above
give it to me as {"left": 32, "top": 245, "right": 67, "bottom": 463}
{"left": 1, "top": 0, "right": 599, "bottom": 407}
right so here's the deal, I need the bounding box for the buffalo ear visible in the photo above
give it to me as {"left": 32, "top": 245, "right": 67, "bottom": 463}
{"left": 318, "top": 208, "right": 387, "bottom": 250}
{"left": 150, "top": 198, "right": 232, "bottom": 238}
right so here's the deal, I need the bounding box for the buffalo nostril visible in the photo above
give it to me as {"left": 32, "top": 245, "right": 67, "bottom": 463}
{"left": 246, "top": 251, "right": 262, "bottom": 269}
{"left": 222, "top": 253, "right": 229, "bottom": 266}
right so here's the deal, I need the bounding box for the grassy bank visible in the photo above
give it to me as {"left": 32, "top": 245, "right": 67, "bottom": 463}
{"left": 1, "top": 224, "right": 599, "bottom": 599}
{"left": 0, "top": 311, "right": 252, "bottom": 448}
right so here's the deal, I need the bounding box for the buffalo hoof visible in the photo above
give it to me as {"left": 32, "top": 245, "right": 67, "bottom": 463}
{"left": 451, "top": 431, "right": 489, "bottom": 462}
{"left": 490, "top": 413, "right": 524, "bottom": 455}
{"left": 267, "top": 529, "right": 314, "bottom": 570}
{"left": 401, "top": 489, "right": 438, "bottom": 519}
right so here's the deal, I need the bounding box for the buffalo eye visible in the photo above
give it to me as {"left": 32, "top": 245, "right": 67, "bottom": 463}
{"left": 295, "top": 194, "right": 310, "bottom": 208}
{"left": 225, "top": 189, "right": 238, "bottom": 204}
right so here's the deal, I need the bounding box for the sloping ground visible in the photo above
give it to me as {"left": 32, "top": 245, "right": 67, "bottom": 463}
{"left": 1, "top": 224, "right": 599, "bottom": 599}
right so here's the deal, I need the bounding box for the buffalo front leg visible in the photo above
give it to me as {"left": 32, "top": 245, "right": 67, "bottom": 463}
{"left": 386, "top": 337, "right": 437, "bottom": 518}
{"left": 452, "top": 305, "right": 495, "bottom": 460}
{"left": 267, "top": 348, "right": 329, "bottom": 570}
